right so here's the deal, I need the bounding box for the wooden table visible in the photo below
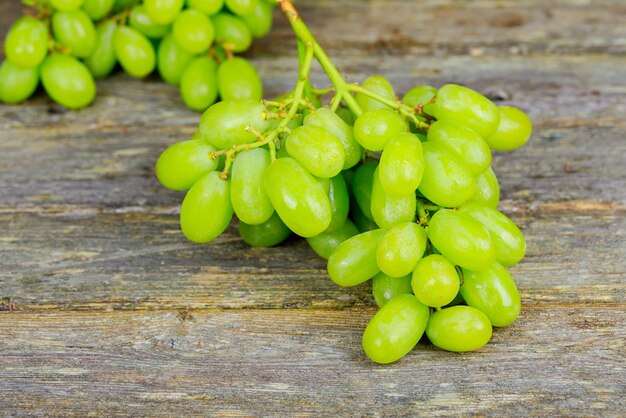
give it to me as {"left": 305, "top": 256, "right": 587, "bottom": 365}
{"left": 1, "top": 0, "right": 625, "bottom": 415}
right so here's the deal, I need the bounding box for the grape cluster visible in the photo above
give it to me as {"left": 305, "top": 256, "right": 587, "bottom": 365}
{"left": 0, "top": 0, "right": 273, "bottom": 110}
{"left": 156, "top": 71, "right": 532, "bottom": 363}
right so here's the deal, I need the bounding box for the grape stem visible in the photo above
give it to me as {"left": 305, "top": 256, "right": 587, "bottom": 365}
{"left": 416, "top": 200, "right": 429, "bottom": 226}
{"left": 215, "top": 42, "right": 316, "bottom": 179}
{"left": 278, "top": 0, "right": 363, "bottom": 117}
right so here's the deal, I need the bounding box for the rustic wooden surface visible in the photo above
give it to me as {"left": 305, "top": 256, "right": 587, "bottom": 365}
{"left": 1, "top": 0, "right": 625, "bottom": 415}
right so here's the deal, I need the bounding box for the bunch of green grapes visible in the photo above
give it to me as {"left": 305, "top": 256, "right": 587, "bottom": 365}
{"left": 155, "top": 69, "right": 532, "bottom": 363}
{"left": 0, "top": 0, "right": 273, "bottom": 110}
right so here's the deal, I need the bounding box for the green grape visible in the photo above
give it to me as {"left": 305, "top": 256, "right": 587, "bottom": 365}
{"left": 0, "top": 60, "right": 39, "bottom": 104}
{"left": 353, "top": 108, "right": 408, "bottom": 151}
{"left": 143, "top": 0, "right": 184, "bottom": 25}
{"left": 427, "top": 209, "right": 495, "bottom": 271}
{"left": 323, "top": 174, "right": 350, "bottom": 233}
{"left": 401, "top": 85, "right": 436, "bottom": 108}
{"left": 306, "top": 219, "right": 358, "bottom": 260}
{"left": 180, "top": 56, "right": 218, "bottom": 111}
{"left": 180, "top": 171, "right": 233, "bottom": 243}
{"left": 376, "top": 222, "right": 427, "bottom": 277}
{"left": 156, "top": 33, "right": 194, "bottom": 85}
{"left": 40, "top": 54, "right": 95, "bottom": 109}
{"left": 411, "top": 254, "right": 460, "bottom": 308}
{"left": 378, "top": 132, "right": 424, "bottom": 197}
{"left": 84, "top": 20, "right": 117, "bottom": 78}
{"left": 486, "top": 106, "right": 532, "bottom": 151}
{"left": 155, "top": 139, "right": 217, "bottom": 190}
{"left": 458, "top": 202, "right": 526, "bottom": 267}
{"left": 225, "top": 0, "right": 258, "bottom": 16}
{"left": 186, "top": 0, "right": 223, "bottom": 15}
{"left": 424, "top": 84, "right": 500, "bottom": 138}
{"left": 172, "top": 9, "right": 214, "bottom": 54}
{"left": 351, "top": 201, "right": 378, "bottom": 233}
{"left": 335, "top": 106, "right": 355, "bottom": 126}
{"left": 469, "top": 167, "right": 499, "bottom": 208}
{"left": 362, "top": 294, "right": 429, "bottom": 364}
{"left": 426, "top": 306, "right": 492, "bottom": 352}
{"left": 355, "top": 75, "right": 395, "bottom": 112}
{"left": 426, "top": 120, "right": 492, "bottom": 175}
{"left": 327, "top": 229, "right": 385, "bottom": 287}
{"left": 113, "top": 26, "right": 156, "bottom": 78}
{"left": 52, "top": 10, "right": 97, "bottom": 58}
{"left": 82, "top": 0, "right": 115, "bottom": 20}
{"left": 304, "top": 108, "right": 362, "bottom": 170}
{"left": 230, "top": 148, "right": 274, "bottom": 225}
{"left": 4, "top": 17, "right": 49, "bottom": 69}
{"left": 217, "top": 57, "right": 262, "bottom": 101}
{"left": 241, "top": 0, "right": 273, "bottom": 38}
{"left": 461, "top": 262, "right": 521, "bottom": 327}
{"left": 417, "top": 142, "right": 476, "bottom": 208}
{"left": 352, "top": 161, "right": 377, "bottom": 221}
{"left": 371, "top": 167, "right": 416, "bottom": 229}
{"left": 212, "top": 13, "right": 252, "bottom": 53}
{"left": 371, "top": 273, "right": 413, "bottom": 308}
{"left": 199, "top": 99, "right": 269, "bottom": 149}
{"left": 285, "top": 125, "right": 345, "bottom": 179}
{"left": 239, "top": 212, "right": 291, "bottom": 247}
{"left": 129, "top": 5, "right": 170, "bottom": 39}
{"left": 264, "top": 158, "right": 331, "bottom": 238}
{"left": 51, "top": 0, "right": 84, "bottom": 11}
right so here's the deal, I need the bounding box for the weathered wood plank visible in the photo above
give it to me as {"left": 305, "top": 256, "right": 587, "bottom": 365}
{"left": 1, "top": 307, "right": 624, "bottom": 416}
{"left": 1, "top": 210, "right": 624, "bottom": 309}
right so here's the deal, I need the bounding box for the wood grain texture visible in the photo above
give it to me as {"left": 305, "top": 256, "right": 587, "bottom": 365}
{"left": 1, "top": 0, "right": 625, "bottom": 415}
